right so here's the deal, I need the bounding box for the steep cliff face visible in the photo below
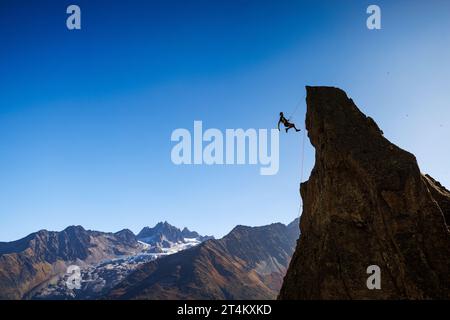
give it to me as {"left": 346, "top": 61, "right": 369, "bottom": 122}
{"left": 279, "top": 86, "right": 450, "bottom": 299}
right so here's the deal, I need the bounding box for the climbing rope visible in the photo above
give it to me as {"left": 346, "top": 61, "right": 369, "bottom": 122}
{"left": 287, "top": 91, "right": 307, "bottom": 183}
{"left": 298, "top": 120, "right": 306, "bottom": 218}
{"left": 283, "top": 90, "right": 308, "bottom": 219}
{"left": 300, "top": 120, "right": 306, "bottom": 183}
{"left": 286, "top": 92, "right": 306, "bottom": 121}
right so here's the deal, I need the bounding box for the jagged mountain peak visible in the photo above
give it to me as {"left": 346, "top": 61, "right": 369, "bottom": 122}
{"left": 181, "top": 227, "right": 200, "bottom": 238}
{"left": 136, "top": 221, "right": 212, "bottom": 247}
{"left": 62, "top": 225, "right": 86, "bottom": 232}
{"left": 114, "top": 228, "right": 135, "bottom": 236}
{"left": 137, "top": 221, "right": 177, "bottom": 235}
{"left": 114, "top": 229, "right": 137, "bottom": 245}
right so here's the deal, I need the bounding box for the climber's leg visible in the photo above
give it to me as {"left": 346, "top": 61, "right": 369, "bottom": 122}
{"left": 286, "top": 123, "right": 294, "bottom": 132}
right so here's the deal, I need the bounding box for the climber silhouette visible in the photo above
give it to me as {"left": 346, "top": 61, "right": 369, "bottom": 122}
{"left": 278, "top": 112, "right": 301, "bottom": 133}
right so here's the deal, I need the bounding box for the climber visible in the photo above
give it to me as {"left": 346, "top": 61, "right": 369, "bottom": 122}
{"left": 278, "top": 112, "right": 301, "bottom": 133}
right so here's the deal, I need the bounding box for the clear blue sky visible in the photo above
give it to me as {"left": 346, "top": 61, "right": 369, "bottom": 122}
{"left": 1, "top": 0, "right": 449, "bottom": 241}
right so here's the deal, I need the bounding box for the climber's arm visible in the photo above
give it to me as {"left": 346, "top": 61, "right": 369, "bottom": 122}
{"left": 277, "top": 119, "right": 281, "bottom": 131}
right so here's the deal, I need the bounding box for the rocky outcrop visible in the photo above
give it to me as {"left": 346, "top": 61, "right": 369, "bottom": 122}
{"left": 108, "top": 219, "right": 299, "bottom": 300}
{"left": 279, "top": 86, "right": 450, "bottom": 299}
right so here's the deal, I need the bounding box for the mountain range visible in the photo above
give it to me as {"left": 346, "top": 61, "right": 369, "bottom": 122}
{"left": 0, "top": 226, "right": 141, "bottom": 299}
{"left": 0, "top": 219, "right": 299, "bottom": 300}
{"left": 108, "top": 219, "right": 299, "bottom": 300}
